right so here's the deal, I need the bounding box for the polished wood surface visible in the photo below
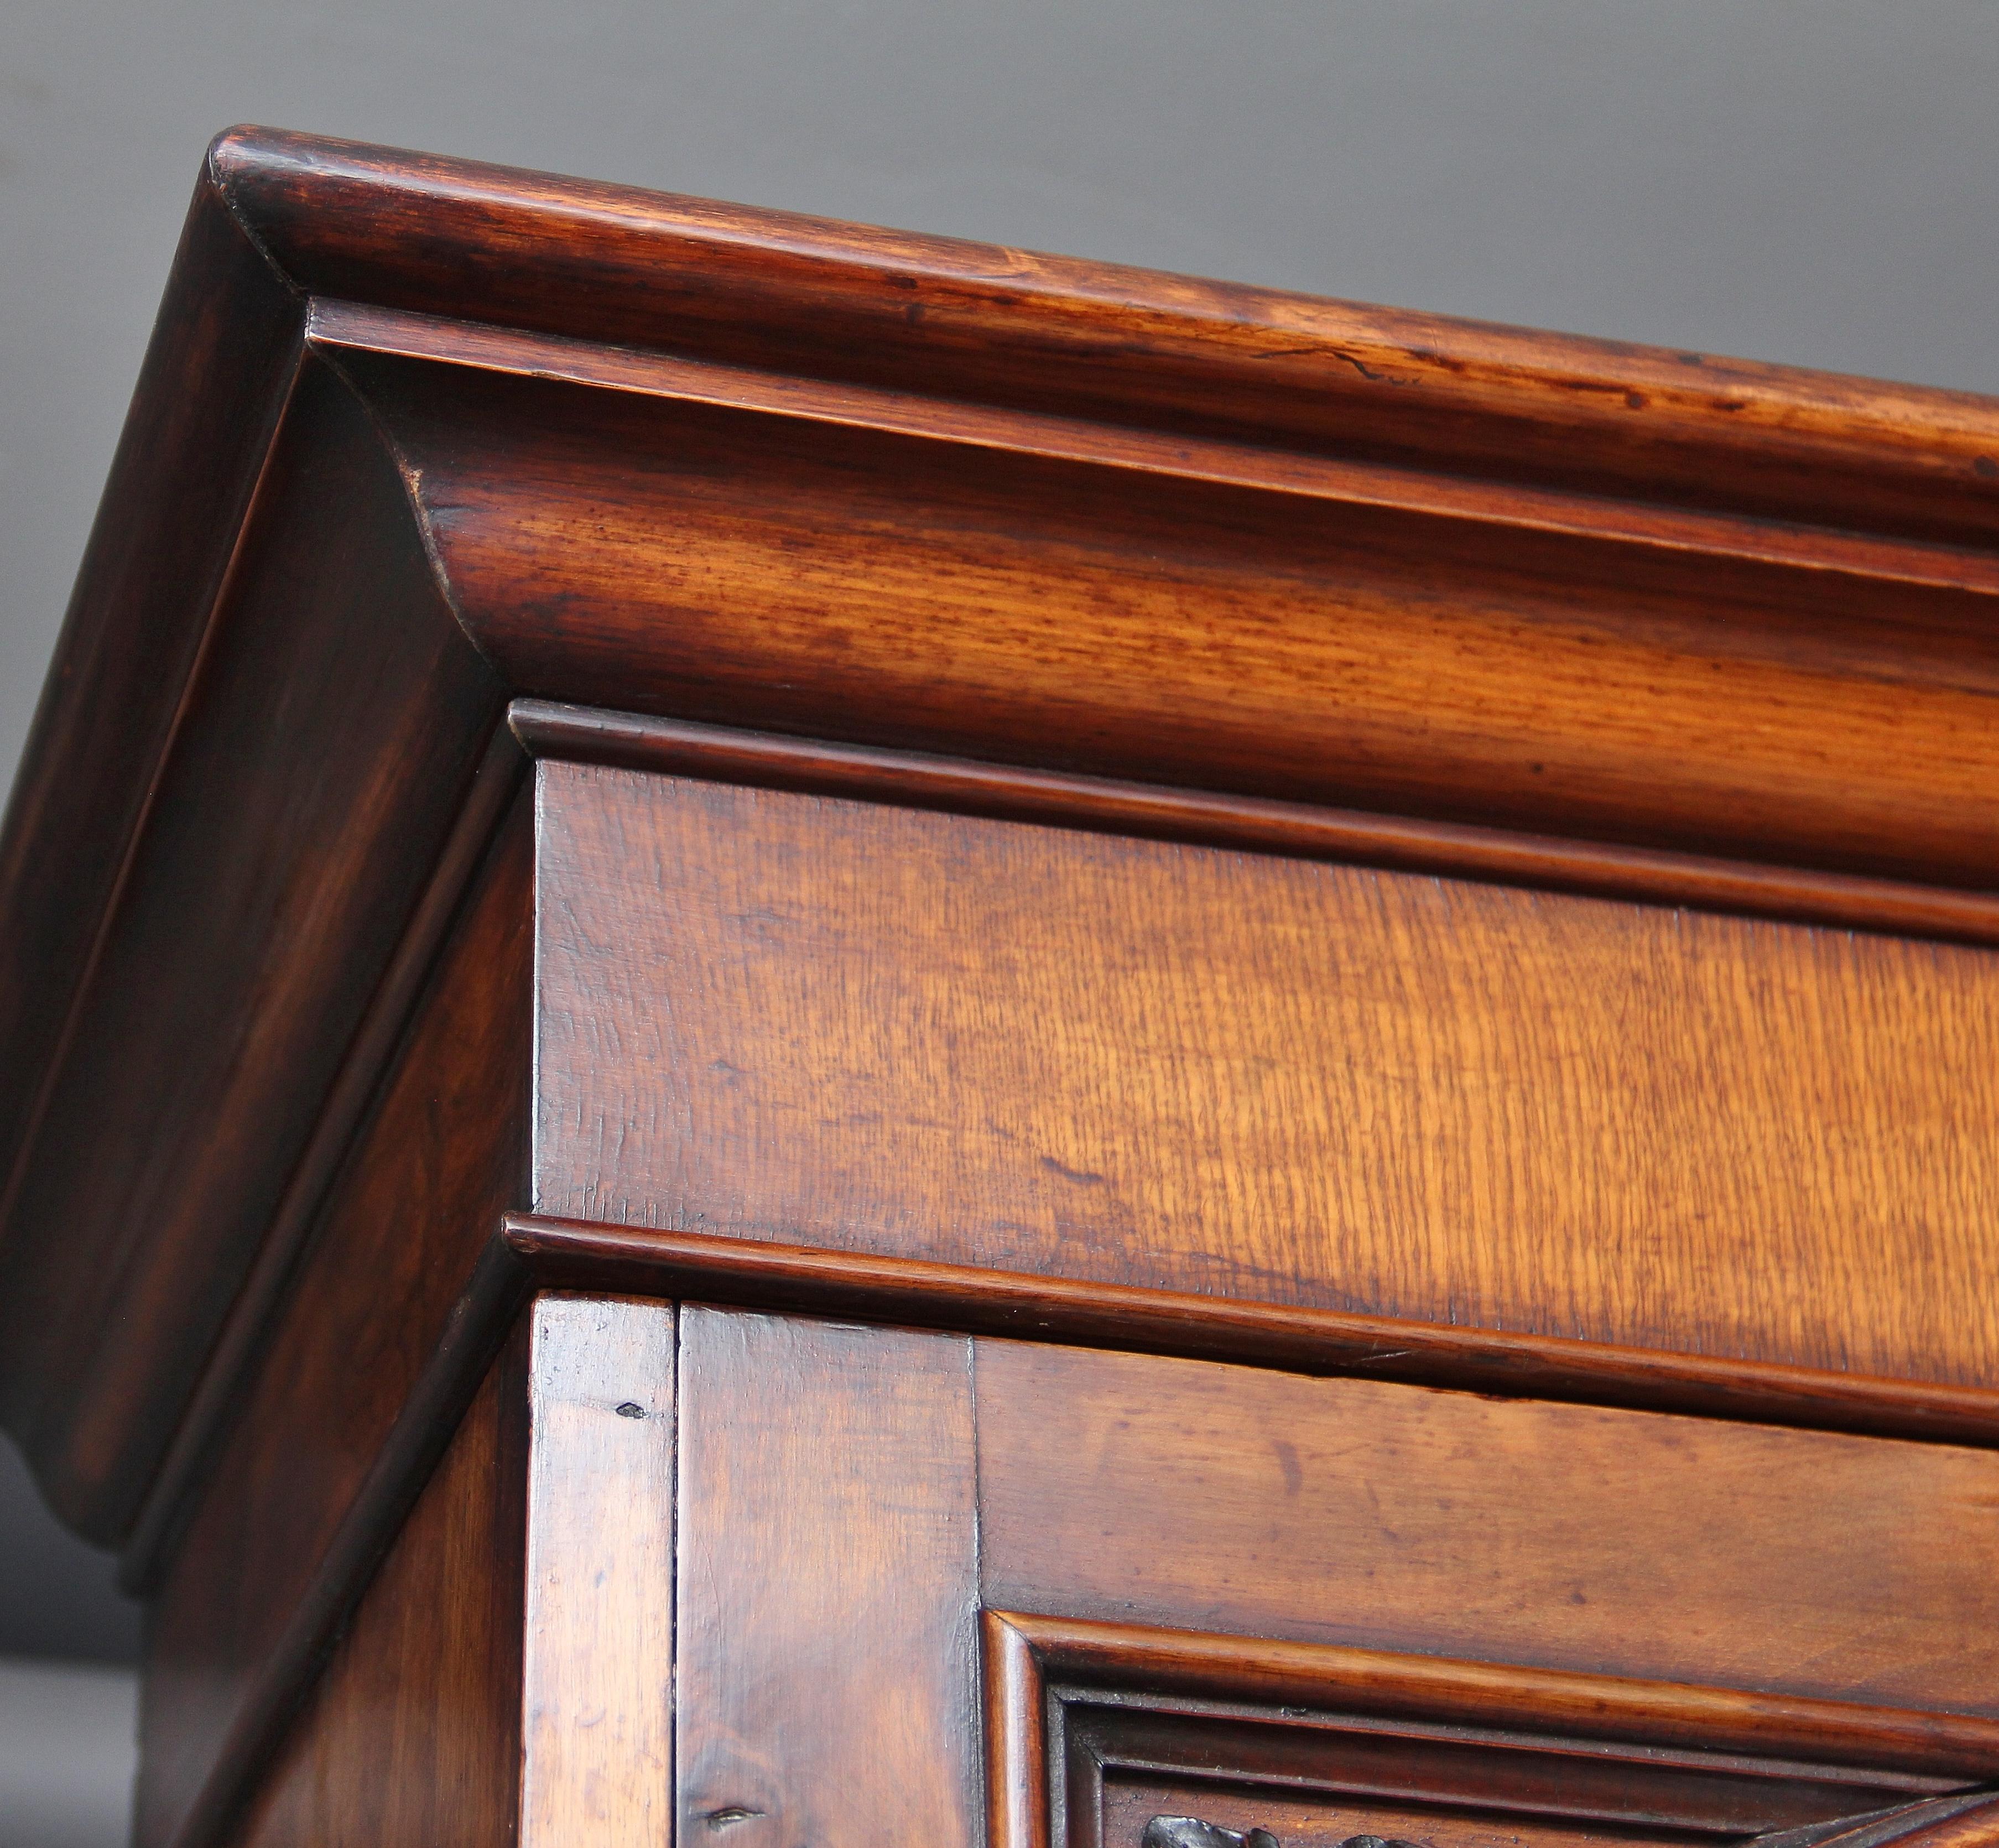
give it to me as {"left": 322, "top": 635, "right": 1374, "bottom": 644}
{"left": 0, "top": 171, "right": 300, "bottom": 1284}
{"left": 511, "top": 700, "right": 1999, "bottom": 948}
{"left": 216, "top": 132, "right": 1999, "bottom": 547}
{"left": 10, "top": 125, "right": 1999, "bottom": 1557}
{"left": 663, "top": 1313, "right": 1999, "bottom": 1848}
{"left": 504, "top": 1213, "right": 1999, "bottom": 1448}
{"left": 975, "top": 1341, "right": 1999, "bottom": 1715}
{"left": 227, "top": 1336, "right": 528, "bottom": 1848}
{"left": 537, "top": 764, "right": 1999, "bottom": 1387}
{"left": 11, "top": 127, "right": 1999, "bottom": 1848}
{"left": 0, "top": 353, "right": 508, "bottom": 1542}
{"left": 139, "top": 801, "right": 530, "bottom": 1848}
{"left": 353, "top": 324, "right": 1999, "bottom": 889}
{"left": 675, "top": 1309, "right": 983, "bottom": 1848}
{"left": 983, "top": 1613, "right": 1999, "bottom": 1783}
{"left": 988, "top": 1612, "right": 1994, "bottom": 1848}
{"left": 520, "top": 1295, "right": 675, "bottom": 1848}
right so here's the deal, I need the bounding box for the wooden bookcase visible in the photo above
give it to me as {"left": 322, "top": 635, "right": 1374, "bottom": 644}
{"left": 4, "top": 126, "right": 1999, "bottom": 1848}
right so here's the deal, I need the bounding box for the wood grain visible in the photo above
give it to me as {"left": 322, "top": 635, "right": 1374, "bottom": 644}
{"left": 535, "top": 766, "right": 1999, "bottom": 1388}
{"left": 224, "top": 1330, "right": 528, "bottom": 1848}
{"left": 0, "top": 350, "right": 504, "bottom": 1542}
{"left": 15, "top": 123, "right": 1999, "bottom": 1559}
{"left": 974, "top": 1341, "right": 1999, "bottom": 1715}
{"left": 675, "top": 1309, "right": 982, "bottom": 1848}
{"left": 0, "top": 169, "right": 301, "bottom": 1243}
{"left": 124, "top": 720, "right": 527, "bottom": 1591}
{"left": 520, "top": 1295, "right": 676, "bottom": 1848}
{"left": 984, "top": 1613, "right": 1999, "bottom": 1780}
{"left": 139, "top": 799, "right": 531, "bottom": 1848}
{"left": 503, "top": 1215, "right": 1999, "bottom": 1449}
{"left": 363, "top": 346, "right": 1999, "bottom": 892}
{"left": 509, "top": 700, "right": 1999, "bottom": 950}
{"left": 216, "top": 127, "right": 1999, "bottom": 550}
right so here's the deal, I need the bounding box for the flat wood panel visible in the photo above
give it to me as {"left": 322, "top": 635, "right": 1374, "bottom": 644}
{"left": 974, "top": 1341, "right": 1999, "bottom": 1715}
{"left": 675, "top": 1309, "right": 982, "bottom": 1848}
{"left": 520, "top": 1295, "right": 675, "bottom": 1848}
{"left": 228, "top": 1336, "right": 528, "bottom": 1848}
{"left": 536, "top": 765, "right": 1999, "bottom": 1386}
{"left": 140, "top": 800, "right": 532, "bottom": 1848}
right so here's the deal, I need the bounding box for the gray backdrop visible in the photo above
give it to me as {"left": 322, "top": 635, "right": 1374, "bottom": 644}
{"left": 1, "top": 1, "right": 1995, "bottom": 1836}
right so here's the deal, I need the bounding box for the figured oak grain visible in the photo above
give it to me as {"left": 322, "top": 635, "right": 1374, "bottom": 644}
{"left": 535, "top": 764, "right": 1999, "bottom": 1387}
{"left": 974, "top": 1341, "right": 1999, "bottom": 1716}
{"left": 370, "top": 350, "right": 1999, "bottom": 891}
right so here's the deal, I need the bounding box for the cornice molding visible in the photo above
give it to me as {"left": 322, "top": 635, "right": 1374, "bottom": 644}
{"left": 7, "top": 124, "right": 1999, "bottom": 1543}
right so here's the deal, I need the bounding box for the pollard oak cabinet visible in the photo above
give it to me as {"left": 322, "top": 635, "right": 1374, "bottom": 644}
{"left": 6, "top": 127, "right": 1999, "bottom": 1848}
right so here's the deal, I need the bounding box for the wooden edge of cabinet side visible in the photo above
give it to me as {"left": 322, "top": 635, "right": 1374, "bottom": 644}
{"left": 500, "top": 1216, "right": 1999, "bottom": 1449}
{"left": 159, "top": 1237, "right": 532, "bottom": 1848}
{"left": 520, "top": 1296, "right": 676, "bottom": 1848}
{"left": 119, "top": 723, "right": 528, "bottom": 1590}
{"left": 982, "top": 1613, "right": 1999, "bottom": 1782}
{"left": 0, "top": 170, "right": 304, "bottom": 1238}
{"left": 508, "top": 701, "right": 1999, "bottom": 949}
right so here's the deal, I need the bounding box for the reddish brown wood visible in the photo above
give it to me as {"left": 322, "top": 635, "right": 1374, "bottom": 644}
{"left": 533, "top": 764, "right": 1999, "bottom": 1390}
{"left": 11, "top": 127, "right": 1999, "bottom": 1564}
{"left": 508, "top": 701, "right": 1999, "bottom": 949}
{"left": 675, "top": 1309, "right": 983, "bottom": 1848}
{"left": 0, "top": 170, "right": 301, "bottom": 1235}
{"left": 0, "top": 352, "right": 506, "bottom": 1543}
{"left": 985, "top": 1611, "right": 1998, "bottom": 1848}
{"left": 974, "top": 1340, "right": 1999, "bottom": 1716}
{"left": 123, "top": 721, "right": 526, "bottom": 1590}
{"left": 353, "top": 338, "right": 1999, "bottom": 891}
{"left": 517, "top": 1295, "right": 676, "bottom": 1848}
{"left": 216, "top": 129, "right": 1999, "bottom": 550}
{"left": 226, "top": 1331, "right": 529, "bottom": 1848}
{"left": 14, "top": 125, "right": 1999, "bottom": 1848}
{"left": 138, "top": 798, "right": 532, "bottom": 1848}
{"left": 983, "top": 1613, "right": 1999, "bottom": 1781}
{"left": 503, "top": 1214, "right": 1999, "bottom": 1450}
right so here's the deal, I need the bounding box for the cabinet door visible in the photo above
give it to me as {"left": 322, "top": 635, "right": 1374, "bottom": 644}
{"left": 675, "top": 1310, "right": 1999, "bottom": 1848}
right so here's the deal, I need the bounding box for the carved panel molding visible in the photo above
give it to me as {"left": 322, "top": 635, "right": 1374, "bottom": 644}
{"left": 983, "top": 1613, "right": 1999, "bottom": 1848}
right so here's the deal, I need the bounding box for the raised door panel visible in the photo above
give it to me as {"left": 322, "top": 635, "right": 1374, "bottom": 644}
{"left": 986, "top": 1615, "right": 1999, "bottom": 1848}
{"left": 671, "top": 1310, "right": 1999, "bottom": 1848}
{"left": 974, "top": 1340, "right": 1999, "bottom": 1715}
